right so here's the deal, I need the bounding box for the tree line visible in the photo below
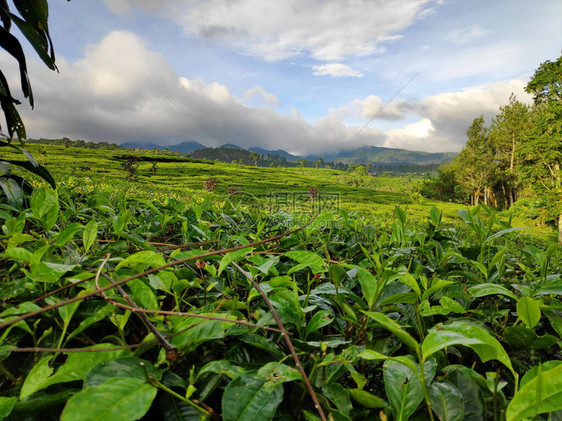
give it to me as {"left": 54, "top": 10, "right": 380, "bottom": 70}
{"left": 421, "top": 55, "right": 561, "bottom": 242}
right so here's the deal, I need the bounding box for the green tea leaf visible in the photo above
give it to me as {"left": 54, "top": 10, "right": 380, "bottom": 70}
{"left": 222, "top": 371, "right": 284, "bottom": 421}
{"left": 503, "top": 326, "right": 557, "bottom": 351}
{"left": 30, "top": 187, "right": 59, "bottom": 230}
{"left": 60, "top": 377, "right": 157, "bottom": 421}
{"left": 170, "top": 315, "right": 234, "bottom": 352}
{"left": 28, "top": 262, "right": 77, "bottom": 283}
{"left": 84, "top": 357, "right": 162, "bottom": 387}
{"left": 506, "top": 364, "right": 562, "bottom": 421}
{"left": 218, "top": 247, "right": 253, "bottom": 275}
{"left": 356, "top": 268, "right": 377, "bottom": 307}
{"left": 285, "top": 250, "right": 326, "bottom": 274}
{"left": 422, "top": 321, "right": 515, "bottom": 377}
{"left": 364, "top": 311, "right": 420, "bottom": 356}
{"left": 429, "top": 382, "right": 464, "bottom": 421}
{"left": 0, "top": 396, "right": 17, "bottom": 419}
{"left": 4, "top": 246, "right": 33, "bottom": 263}
{"left": 322, "top": 383, "right": 352, "bottom": 416}
{"left": 305, "top": 310, "right": 333, "bottom": 338}
{"left": 469, "top": 283, "right": 517, "bottom": 300}
{"left": 348, "top": 389, "right": 387, "bottom": 409}
{"left": 128, "top": 279, "right": 158, "bottom": 310}
{"left": 20, "top": 355, "right": 55, "bottom": 399}
{"left": 55, "top": 222, "right": 83, "bottom": 246}
{"left": 198, "top": 360, "right": 246, "bottom": 380}
{"left": 257, "top": 362, "right": 301, "bottom": 384}
{"left": 384, "top": 358, "right": 424, "bottom": 421}
{"left": 115, "top": 250, "right": 166, "bottom": 271}
{"left": 516, "top": 296, "right": 541, "bottom": 328}
{"left": 397, "top": 272, "right": 421, "bottom": 298}
{"left": 112, "top": 209, "right": 132, "bottom": 233}
{"left": 30, "top": 344, "right": 125, "bottom": 395}
{"left": 429, "top": 206, "right": 442, "bottom": 227}
{"left": 83, "top": 219, "right": 98, "bottom": 252}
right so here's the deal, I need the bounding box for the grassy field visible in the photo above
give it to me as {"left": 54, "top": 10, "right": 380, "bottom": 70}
{"left": 2, "top": 142, "right": 556, "bottom": 240}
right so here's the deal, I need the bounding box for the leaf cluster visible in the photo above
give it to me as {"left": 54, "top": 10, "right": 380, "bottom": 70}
{"left": 0, "top": 185, "right": 561, "bottom": 420}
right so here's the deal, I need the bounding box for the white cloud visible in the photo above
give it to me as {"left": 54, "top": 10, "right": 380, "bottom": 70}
{"left": 3, "top": 30, "right": 381, "bottom": 155}
{"left": 312, "top": 63, "right": 364, "bottom": 78}
{"left": 349, "top": 95, "right": 413, "bottom": 121}
{"left": 416, "top": 78, "right": 532, "bottom": 148}
{"left": 105, "top": 0, "right": 440, "bottom": 63}
{"left": 446, "top": 25, "right": 488, "bottom": 45}
{"left": 242, "top": 86, "right": 280, "bottom": 107}
{"left": 3, "top": 29, "right": 535, "bottom": 157}
{"left": 384, "top": 118, "right": 436, "bottom": 150}
{"left": 380, "top": 78, "right": 533, "bottom": 151}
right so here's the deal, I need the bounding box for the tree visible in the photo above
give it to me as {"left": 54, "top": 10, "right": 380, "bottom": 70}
{"left": 488, "top": 94, "right": 530, "bottom": 207}
{"left": 314, "top": 157, "right": 323, "bottom": 168}
{"left": 519, "top": 54, "right": 562, "bottom": 242}
{"left": 456, "top": 116, "right": 495, "bottom": 205}
{"left": 525, "top": 56, "right": 561, "bottom": 104}
{"left": 348, "top": 164, "right": 366, "bottom": 176}
{"left": 420, "top": 162, "right": 468, "bottom": 203}
{"left": 250, "top": 151, "right": 260, "bottom": 166}
{"left": 297, "top": 158, "right": 306, "bottom": 168}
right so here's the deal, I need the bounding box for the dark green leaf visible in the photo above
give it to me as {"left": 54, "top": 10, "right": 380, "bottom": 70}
{"left": 429, "top": 382, "right": 464, "bottom": 421}
{"left": 60, "top": 377, "right": 157, "bottom": 421}
{"left": 222, "top": 371, "right": 284, "bottom": 421}
{"left": 384, "top": 358, "right": 424, "bottom": 421}
{"left": 84, "top": 357, "right": 162, "bottom": 387}
{"left": 422, "top": 321, "right": 515, "bottom": 377}
{"left": 364, "top": 311, "right": 420, "bottom": 356}
{"left": 348, "top": 389, "right": 387, "bottom": 409}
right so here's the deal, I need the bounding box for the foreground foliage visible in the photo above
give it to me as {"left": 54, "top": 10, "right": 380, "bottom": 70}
{"left": 0, "top": 184, "right": 561, "bottom": 421}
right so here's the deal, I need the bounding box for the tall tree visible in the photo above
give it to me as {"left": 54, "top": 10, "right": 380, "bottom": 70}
{"left": 488, "top": 94, "right": 530, "bottom": 207}
{"left": 456, "top": 116, "right": 495, "bottom": 205}
{"left": 519, "top": 55, "right": 562, "bottom": 243}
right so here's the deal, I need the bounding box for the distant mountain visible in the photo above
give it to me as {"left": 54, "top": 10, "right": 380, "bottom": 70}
{"left": 120, "top": 140, "right": 205, "bottom": 154}
{"left": 120, "top": 140, "right": 455, "bottom": 171}
{"left": 168, "top": 141, "right": 206, "bottom": 154}
{"left": 249, "top": 147, "right": 302, "bottom": 162}
{"left": 307, "top": 146, "right": 456, "bottom": 165}
{"left": 120, "top": 141, "right": 163, "bottom": 150}
{"left": 220, "top": 143, "right": 244, "bottom": 150}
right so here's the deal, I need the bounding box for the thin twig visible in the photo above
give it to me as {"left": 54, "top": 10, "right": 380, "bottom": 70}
{"left": 231, "top": 261, "right": 327, "bottom": 421}
{"left": 98, "top": 272, "right": 179, "bottom": 361}
{"left": 7, "top": 303, "right": 229, "bottom": 354}
{"left": 93, "top": 293, "right": 281, "bottom": 333}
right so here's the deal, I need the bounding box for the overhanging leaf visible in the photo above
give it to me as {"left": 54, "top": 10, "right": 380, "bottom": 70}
{"left": 422, "top": 321, "right": 515, "bottom": 377}
{"left": 363, "top": 311, "right": 420, "bottom": 356}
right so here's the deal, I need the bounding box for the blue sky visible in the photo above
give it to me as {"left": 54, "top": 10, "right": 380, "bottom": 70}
{"left": 5, "top": 0, "right": 561, "bottom": 154}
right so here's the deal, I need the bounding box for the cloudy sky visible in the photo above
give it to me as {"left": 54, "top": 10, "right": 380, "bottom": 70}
{"left": 4, "top": 0, "right": 561, "bottom": 154}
